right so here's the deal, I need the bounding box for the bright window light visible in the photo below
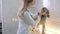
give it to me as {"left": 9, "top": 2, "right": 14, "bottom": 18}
{"left": 43, "top": 0, "right": 50, "bottom": 7}
{"left": 38, "top": 25, "right": 60, "bottom": 34}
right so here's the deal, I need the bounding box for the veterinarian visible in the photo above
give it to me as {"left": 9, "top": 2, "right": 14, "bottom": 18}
{"left": 17, "top": 0, "right": 39, "bottom": 34}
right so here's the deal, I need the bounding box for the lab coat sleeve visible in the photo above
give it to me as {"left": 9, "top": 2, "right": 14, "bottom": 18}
{"left": 24, "top": 11, "right": 36, "bottom": 26}
{"left": 28, "top": 11, "right": 38, "bottom": 21}
{"left": 31, "top": 14, "right": 38, "bottom": 21}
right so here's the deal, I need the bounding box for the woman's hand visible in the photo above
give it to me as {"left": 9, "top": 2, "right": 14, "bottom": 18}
{"left": 17, "top": 12, "right": 24, "bottom": 19}
{"left": 17, "top": 13, "right": 22, "bottom": 17}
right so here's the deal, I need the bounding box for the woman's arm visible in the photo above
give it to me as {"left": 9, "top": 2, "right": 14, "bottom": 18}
{"left": 17, "top": 8, "right": 22, "bottom": 18}
{"left": 30, "top": 14, "right": 38, "bottom": 21}
{"left": 28, "top": 11, "right": 39, "bottom": 21}
{"left": 24, "top": 11, "right": 36, "bottom": 26}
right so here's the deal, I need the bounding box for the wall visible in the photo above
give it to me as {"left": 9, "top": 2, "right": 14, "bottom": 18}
{"left": 3, "top": 0, "right": 21, "bottom": 34}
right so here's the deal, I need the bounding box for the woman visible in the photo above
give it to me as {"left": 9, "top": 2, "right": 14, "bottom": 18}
{"left": 37, "top": 7, "right": 50, "bottom": 34}
{"left": 17, "top": 0, "right": 39, "bottom": 34}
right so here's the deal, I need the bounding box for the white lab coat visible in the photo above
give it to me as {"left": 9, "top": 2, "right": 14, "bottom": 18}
{"left": 17, "top": 7, "right": 39, "bottom": 34}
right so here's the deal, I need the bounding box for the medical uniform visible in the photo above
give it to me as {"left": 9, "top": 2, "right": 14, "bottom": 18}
{"left": 17, "top": 7, "right": 39, "bottom": 34}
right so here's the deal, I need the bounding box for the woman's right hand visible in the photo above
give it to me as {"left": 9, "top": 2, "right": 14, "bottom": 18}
{"left": 17, "top": 12, "right": 24, "bottom": 19}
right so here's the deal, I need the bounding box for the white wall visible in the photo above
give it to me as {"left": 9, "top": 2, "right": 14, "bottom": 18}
{"left": 3, "top": 0, "right": 21, "bottom": 34}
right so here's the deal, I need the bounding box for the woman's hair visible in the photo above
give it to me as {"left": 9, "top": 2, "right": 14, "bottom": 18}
{"left": 18, "top": 0, "right": 33, "bottom": 17}
{"left": 25, "top": 0, "right": 33, "bottom": 3}
{"left": 41, "top": 7, "right": 50, "bottom": 17}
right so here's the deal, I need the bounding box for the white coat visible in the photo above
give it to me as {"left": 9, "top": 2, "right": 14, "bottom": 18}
{"left": 17, "top": 7, "right": 40, "bottom": 34}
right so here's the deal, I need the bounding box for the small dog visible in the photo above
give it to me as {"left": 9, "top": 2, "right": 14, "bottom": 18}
{"left": 31, "top": 7, "right": 50, "bottom": 34}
